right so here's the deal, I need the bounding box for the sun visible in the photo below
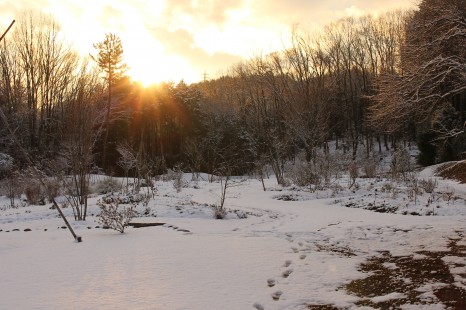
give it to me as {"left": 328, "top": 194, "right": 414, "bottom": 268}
{"left": 120, "top": 21, "right": 202, "bottom": 86}
{"left": 126, "top": 54, "right": 201, "bottom": 86}
{"left": 123, "top": 36, "right": 199, "bottom": 86}
{"left": 128, "top": 62, "right": 163, "bottom": 87}
{"left": 122, "top": 33, "right": 166, "bottom": 86}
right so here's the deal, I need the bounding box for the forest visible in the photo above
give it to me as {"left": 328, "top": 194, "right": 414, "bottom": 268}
{"left": 0, "top": 0, "right": 465, "bottom": 184}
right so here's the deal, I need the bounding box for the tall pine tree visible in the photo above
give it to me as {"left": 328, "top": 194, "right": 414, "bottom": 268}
{"left": 92, "top": 33, "right": 127, "bottom": 170}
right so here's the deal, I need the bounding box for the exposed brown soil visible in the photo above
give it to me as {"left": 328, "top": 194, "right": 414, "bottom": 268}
{"left": 308, "top": 231, "right": 466, "bottom": 309}
{"left": 437, "top": 160, "right": 466, "bottom": 183}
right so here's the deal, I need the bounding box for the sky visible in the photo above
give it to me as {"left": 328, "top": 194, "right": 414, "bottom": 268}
{"left": 0, "top": 0, "right": 417, "bottom": 85}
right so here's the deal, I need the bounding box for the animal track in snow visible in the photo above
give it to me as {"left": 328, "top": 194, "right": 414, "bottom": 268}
{"left": 282, "top": 268, "right": 293, "bottom": 278}
{"left": 267, "top": 278, "right": 276, "bottom": 287}
{"left": 283, "top": 260, "right": 292, "bottom": 267}
{"left": 165, "top": 224, "right": 191, "bottom": 234}
{"left": 285, "top": 233, "right": 294, "bottom": 242}
{"left": 271, "top": 290, "right": 283, "bottom": 301}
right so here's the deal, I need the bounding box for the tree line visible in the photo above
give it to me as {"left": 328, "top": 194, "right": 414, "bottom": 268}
{"left": 1, "top": 0, "right": 465, "bottom": 184}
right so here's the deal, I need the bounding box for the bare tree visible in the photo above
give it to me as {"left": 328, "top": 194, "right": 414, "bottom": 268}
{"left": 10, "top": 12, "right": 79, "bottom": 153}
{"left": 116, "top": 142, "right": 137, "bottom": 190}
{"left": 0, "top": 15, "right": 82, "bottom": 241}
{"left": 61, "top": 61, "right": 104, "bottom": 221}
{"left": 182, "top": 137, "right": 203, "bottom": 180}
{"left": 370, "top": 0, "right": 465, "bottom": 162}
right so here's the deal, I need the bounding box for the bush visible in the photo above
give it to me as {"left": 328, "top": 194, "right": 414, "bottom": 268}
{"left": 94, "top": 176, "right": 122, "bottom": 194}
{"left": 164, "top": 166, "right": 185, "bottom": 193}
{"left": 285, "top": 161, "right": 320, "bottom": 187}
{"left": 5, "top": 171, "right": 21, "bottom": 198}
{"left": 349, "top": 162, "right": 359, "bottom": 180}
{"left": 44, "top": 178, "right": 60, "bottom": 203}
{"left": 419, "top": 178, "right": 437, "bottom": 194}
{"left": 315, "top": 154, "right": 332, "bottom": 185}
{"left": 98, "top": 201, "right": 136, "bottom": 233}
{"left": 390, "top": 149, "right": 412, "bottom": 179}
{"left": 315, "top": 151, "right": 351, "bottom": 185}
{"left": 406, "top": 173, "right": 421, "bottom": 204}
{"left": 381, "top": 182, "right": 393, "bottom": 193}
{"left": 363, "top": 161, "right": 377, "bottom": 178}
{"left": 24, "top": 180, "right": 43, "bottom": 205}
{"left": 172, "top": 174, "right": 183, "bottom": 193}
{"left": 211, "top": 203, "right": 227, "bottom": 219}
{"left": 102, "top": 192, "right": 147, "bottom": 204}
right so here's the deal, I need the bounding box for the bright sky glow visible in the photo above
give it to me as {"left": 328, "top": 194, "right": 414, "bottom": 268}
{"left": 0, "top": 0, "right": 417, "bottom": 84}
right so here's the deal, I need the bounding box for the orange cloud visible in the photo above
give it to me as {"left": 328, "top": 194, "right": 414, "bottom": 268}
{"left": 0, "top": 0, "right": 418, "bottom": 83}
{"left": 150, "top": 27, "right": 242, "bottom": 78}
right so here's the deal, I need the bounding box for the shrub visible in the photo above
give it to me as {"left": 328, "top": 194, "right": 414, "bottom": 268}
{"left": 5, "top": 170, "right": 22, "bottom": 201}
{"left": 419, "top": 178, "right": 437, "bottom": 194}
{"left": 381, "top": 182, "right": 393, "bottom": 193}
{"left": 363, "top": 161, "right": 377, "bottom": 178}
{"left": 406, "top": 173, "right": 421, "bottom": 204}
{"left": 102, "top": 192, "right": 147, "bottom": 204}
{"left": 441, "top": 188, "right": 455, "bottom": 204}
{"left": 313, "top": 151, "right": 351, "bottom": 186}
{"left": 98, "top": 201, "right": 136, "bottom": 233}
{"left": 172, "top": 174, "right": 183, "bottom": 193}
{"left": 94, "top": 176, "right": 122, "bottom": 194}
{"left": 211, "top": 203, "right": 227, "bottom": 219}
{"left": 285, "top": 162, "right": 320, "bottom": 187}
{"left": 24, "top": 180, "right": 43, "bottom": 205}
{"left": 349, "top": 162, "right": 359, "bottom": 183}
{"left": 210, "top": 174, "right": 235, "bottom": 219}
{"left": 315, "top": 154, "right": 332, "bottom": 185}
{"left": 330, "top": 183, "right": 344, "bottom": 196}
{"left": 390, "top": 149, "right": 412, "bottom": 179}
{"left": 44, "top": 178, "right": 60, "bottom": 203}
{"left": 164, "top": 166, "right": 186, "bottom": 193}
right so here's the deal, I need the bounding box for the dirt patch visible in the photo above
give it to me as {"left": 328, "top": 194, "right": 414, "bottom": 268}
{"left": 314, "top": 243, "right": 356, "bottom": 257}
{"left": 274, "top": 194, "right": 301, "bottom": 201}
{"left": 342, "top": 201, "right": 399, "bottom": 214}
{"left": 345, "top": 234, "right": 466, "bottom": 309}
{"left": 437, "top": 160, "right": 466, "bottom": 183}
{"left": 307, "top": 232, "right": 466, "bottom": 309}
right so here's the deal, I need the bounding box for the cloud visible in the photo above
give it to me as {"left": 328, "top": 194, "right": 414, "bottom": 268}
{"left": 99, "top": 4, "right": 126, "bottom": 32}
{"left": 150, "top": 27, "right": 242, "bottom": 77}
{"left": 0, "top": 0, "right": 49, "bottom": 25}
{"left": 162, "top": 0, "right": 244, "bottom": 26}
{"left": 248, "top": 0, "right": 416, "bottom": 32}
{"left": 0, "top": 0, "right": 418, "bottom": 82}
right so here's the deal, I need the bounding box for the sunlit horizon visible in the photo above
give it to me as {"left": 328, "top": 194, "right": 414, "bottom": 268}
{"left": 1, "top": 0, "right": 416, "bottom": 85}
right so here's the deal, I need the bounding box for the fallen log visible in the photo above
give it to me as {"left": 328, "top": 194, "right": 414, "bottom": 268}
{"left": 128, "top": 222, "right": 166, "bottom": 228}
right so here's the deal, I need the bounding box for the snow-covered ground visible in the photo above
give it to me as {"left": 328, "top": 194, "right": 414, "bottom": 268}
{"left": 0, "top": 167, "right": 465, "bottom": 309}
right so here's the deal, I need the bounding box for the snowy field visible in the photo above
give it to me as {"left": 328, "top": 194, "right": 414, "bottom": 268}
{"left": 0, "top": 168, "right": 465, "bottom": 309}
